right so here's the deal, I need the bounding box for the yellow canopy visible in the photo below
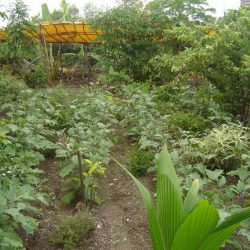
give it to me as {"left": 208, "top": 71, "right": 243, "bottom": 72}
{"left": 0, "top": 22, "right": 102, "bottom": 44}
{"left": 0, "top": 29, "right": 5, "bottom": 41}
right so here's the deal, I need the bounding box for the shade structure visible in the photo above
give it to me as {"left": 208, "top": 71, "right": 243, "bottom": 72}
{"left": 0, "top": 22, "right": 102, "bottom": 44}
{"left": 0, "top": 29, "right": 5, "bottom": 41}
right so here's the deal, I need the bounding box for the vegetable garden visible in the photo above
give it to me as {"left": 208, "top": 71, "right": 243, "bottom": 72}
{"left": 0, "top": 0, "right": 249, "bottom": 249}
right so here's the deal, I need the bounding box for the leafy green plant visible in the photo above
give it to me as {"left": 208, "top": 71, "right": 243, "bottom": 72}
{"left": 50, "top": 211, "right": 94, "bottom": 250}
{"left": 121, "top": 86, "right": 168, "bottom": 150}
{"left": 228, "top": 164, "right": 250, "bottom": 196}
{"left": 59, "top": 154, "right": 106, "bottom": 204}
{"left": 55, "top": 88, "right": 118, "bottom": 204}
{"left": 117, "top": 145, "right": 250, "bottom": 250}
{"left": 0, "top": 180, "right": 46, "bottom": 249}
{"left": 151, "top": 8, "right": 250, "bottom": 122}
{"left": 0, "top": 0, "right": 39, "bottom": 67}
{"left": 98, "top": 66, "right": 133, "bottom": 85}
{"left": 92, "top": 2, "right": 169, "bottom": 81}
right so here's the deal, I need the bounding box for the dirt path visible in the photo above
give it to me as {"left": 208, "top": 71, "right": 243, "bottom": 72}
{"left": 86, "top": 127, "right": 153, "bottom": 250}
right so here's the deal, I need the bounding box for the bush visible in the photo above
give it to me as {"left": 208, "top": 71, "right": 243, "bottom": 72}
{"left": 50, "top": 211, "right": 94, "bottom": 250}
{"left": 129, "top": 145, "right": 155, "bottom": 176}
{"left": 0, "top": 71, "right": 27, "bottom": 104}
{"left": 98, "top": 66, "right": 133, "bottom": 85}
{"left": 26, "top": 63, "right": 48, "bottom": 87}
{"left": 92, "top": 3, "right": 169, "bottom": 81}
{"left": 185, "top": 124, "right": 249, "bottom": 171}
{"left": 61, "top": 53, "right": 79, "bottom": 67}
{"left": 170, "top": 112, "right": 207, "bottom": 133}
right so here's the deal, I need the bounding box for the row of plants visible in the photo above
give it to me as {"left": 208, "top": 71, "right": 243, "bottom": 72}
{"left": 0, "top": 72, "right": 119, "bottom": 248}
{"left": 55, "top": 88, "right": 118, "bottom": 204}
{"left": 0, "top": 74, "right": 53, "bottom": 248}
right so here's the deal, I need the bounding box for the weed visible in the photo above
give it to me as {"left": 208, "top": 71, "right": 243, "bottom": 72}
{"left": 50, "top": 211, "right": 94, "bottom": 250}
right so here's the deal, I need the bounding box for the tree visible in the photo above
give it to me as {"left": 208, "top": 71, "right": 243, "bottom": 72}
{"left": 150, "top": 8, "right": 250, "bottom": 122}
{"left": 41, "top": 3, "right": 51, "bottom": 21}
{"left": 0, "top": 0, "right": 38, "bottom": 65}
{"left": 92, "top": 1, "right": 170, "bottom": 81}
{"left": 147, "top": 0, "right": 215, "bottom": 26}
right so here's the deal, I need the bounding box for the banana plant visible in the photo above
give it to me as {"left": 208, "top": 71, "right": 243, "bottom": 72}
{"left": 41, "top": 3, "right": 61, "bottom": 83}
{"left": 116, "top": 145, "right": 250, "bottom": 250}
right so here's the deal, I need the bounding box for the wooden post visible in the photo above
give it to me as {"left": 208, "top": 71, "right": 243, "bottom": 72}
{"left": 39, "top": 24, "right": 52, "bottom": 85}
{"left": 84, "top": 45, "right": 91, "bottom": 82}
{"left": 87, "top": 45, "right": 91, "bottom": 82}
{"left": 59, "top": 43, "right": 63, "bottom": 80}
{"left": 77, "top": 150, "right": 85, "bottom": 201}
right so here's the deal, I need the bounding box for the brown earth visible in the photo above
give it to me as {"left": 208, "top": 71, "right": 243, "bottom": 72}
{"left": 85, "top": 127, "right": 153, "bottom": 250}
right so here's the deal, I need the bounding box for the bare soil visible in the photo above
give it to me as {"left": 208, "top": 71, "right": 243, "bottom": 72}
{"left": 85, "top": 127, "right": 153, "bottom": 250}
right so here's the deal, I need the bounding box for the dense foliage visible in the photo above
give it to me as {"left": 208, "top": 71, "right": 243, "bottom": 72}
{"left": 150, "top": 8, "right": 250, "bottom": 122}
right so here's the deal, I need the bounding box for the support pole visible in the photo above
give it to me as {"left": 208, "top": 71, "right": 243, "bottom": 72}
{"left": 59, "top": 43, "right": 63, "bottom": 80}
{"left": 77, "top": 150, "right": 85, "bottom": 201}
{"left": 39, "top": 24, "right": 52, "bottom": 85}
{"left": 84, "top": 45, "right": 91, "bottom": 82}
{"left": 87, "top": 45, "right": 91, "bottom": 82}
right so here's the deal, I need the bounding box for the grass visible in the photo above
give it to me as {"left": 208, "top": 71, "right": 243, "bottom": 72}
{"left": 49, "top": 211, "right": 94, "bottom": 250}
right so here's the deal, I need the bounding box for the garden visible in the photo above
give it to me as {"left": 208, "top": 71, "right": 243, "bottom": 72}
{"left": 0, "top": 0, "right": 249, "bottom": 249}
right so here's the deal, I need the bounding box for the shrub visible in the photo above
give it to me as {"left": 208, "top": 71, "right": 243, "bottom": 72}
{"left": 26, "top": 63, "right": 48, "bottom": 87}
{"left": 50, "top": 211, "right": 94, "bottom": 250}
{"left": 0, "top": 71, "right": 27, "bottom": 104}
{"left": 129, "top": 145, "right": 155, "bottom": 176}
{"left": 170, "top": 112, "right": 207, "bottom": 133}
{"left": 98, "top": 66, "right": 133, "bottom": 85}
{"left": 186, "top": 124, "right": 249, "bottom": 170}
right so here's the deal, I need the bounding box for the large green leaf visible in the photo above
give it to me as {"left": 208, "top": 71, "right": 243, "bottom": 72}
{"left": 215, "top": 207, "right": 250, "bottom": 232}
{"left": 198, "top": 207, "right": 250, "bottom": 250}
{"left": 171, "top": 200, "right": 219, "bottom": 250}
{"left": 157, "top": 145, "right": 184, "bottom": 249}
{"left": 198, "top": 224, "right": 239, "bottom": 250}
{"left": 5, "top": 208, "right": 38, "bottom": 234}
{"left": 61, "top": 191, "right": 76, "bottom": 204}
{"left": 184, "top": 179, "right": 199, "bottom": 215}
{"left": 0, "top": 231, "right": 24, "bottom": 248}
{"left": 59, "top": 163, "right": 75, "bottom": 177}
{"left": 115, "top": 159, "right": 166, "bottom": 250}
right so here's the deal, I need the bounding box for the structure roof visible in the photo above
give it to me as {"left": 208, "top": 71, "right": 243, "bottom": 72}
{"left": 0, "top": 22, "right": 101, "bottom": 44}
